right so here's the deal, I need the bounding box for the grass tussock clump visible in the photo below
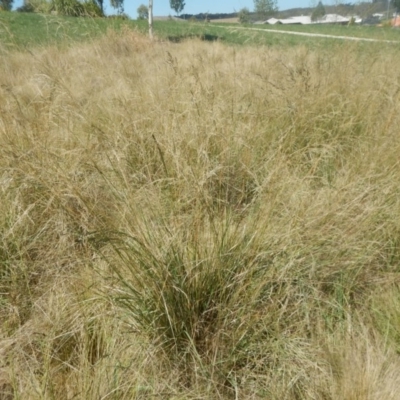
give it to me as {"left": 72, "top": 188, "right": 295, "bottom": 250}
{"left": 1, "top": 30, "right": 400, "bottom": 398}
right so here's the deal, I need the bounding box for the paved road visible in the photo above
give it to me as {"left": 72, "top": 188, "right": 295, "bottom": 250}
{"left": 221, "top": 25, "right": 400, "bottom": 44}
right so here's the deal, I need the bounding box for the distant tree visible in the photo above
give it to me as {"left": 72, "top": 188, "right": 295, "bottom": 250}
{"left": 311, "top": 1, "right": 326, "bottom": 21}
{"left": 94, "top": 0, "right": 103, "bottom": 13}
{"left": 170, "top": 0, "right": 185, "bottom": 15}
{"left": 353, "top": 1, "right": 377, "bottom": 19}
{"left": 253, "top": 0, "right": 278, "bottom": 21}
{"left": 83, "top": 0, "right": 104, "bottom": 16}
{"left": 51, "top": 0, "right": 84, "bottom": 16}
{"left": 392, "top": 0, "right": 400, "bottom": 13}
{"left": 110, "top": 0, "right": 124, "bottom": 14}
{"left": 238, "top": 7, "right": 251, "bottom": 24}
{"left": 17, "top": 1, "right": 35, "bottom": 12}
{"left": 137, "top": 3, "right": 148, "bottom": 19}
{"left": 0, "top": 0, "right": 13, "bottom": 11}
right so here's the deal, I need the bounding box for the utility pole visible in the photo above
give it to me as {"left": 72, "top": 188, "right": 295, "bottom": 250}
{"left": 149, "top": 0, "right": 154, "bottom": 40}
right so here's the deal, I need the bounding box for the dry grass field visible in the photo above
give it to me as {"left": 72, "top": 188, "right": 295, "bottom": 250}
{"left": 1, "top": 27, "right": 400, "bottom": 399}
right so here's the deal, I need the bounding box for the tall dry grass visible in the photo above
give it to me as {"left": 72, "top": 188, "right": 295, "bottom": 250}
{"left": 1, "top": 30, "right": 400, "bottom": 399}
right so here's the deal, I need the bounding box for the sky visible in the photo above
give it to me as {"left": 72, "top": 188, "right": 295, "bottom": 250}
{"left": 13, "top": 0, "right": 322, "bottom": 18}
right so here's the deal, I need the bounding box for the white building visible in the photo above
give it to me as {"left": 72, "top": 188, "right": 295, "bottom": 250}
{"left": 265, "top": 14, "right": 361, "bottom": 25}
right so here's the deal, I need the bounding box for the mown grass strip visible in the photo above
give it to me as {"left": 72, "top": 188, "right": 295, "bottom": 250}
{"left": 224, "top": 25, "right": 400, "bottom": 44}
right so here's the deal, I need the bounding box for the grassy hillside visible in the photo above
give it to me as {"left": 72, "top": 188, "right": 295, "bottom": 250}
{"left": 1, "top": 13, "right": 400, "bottom": 399}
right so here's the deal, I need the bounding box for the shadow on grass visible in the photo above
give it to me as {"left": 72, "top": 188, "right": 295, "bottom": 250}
{"left": 167, "top": 33, "right": 223, "bottom": 43}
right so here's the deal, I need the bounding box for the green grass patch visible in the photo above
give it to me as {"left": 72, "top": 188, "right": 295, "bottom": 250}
{"left": 220, "top": 21, "right": 400, "bottom": 41}
{"left": 2, "top": 11, "right": 400, "bottom": 52}
{"left": 0, "top": 11, "right": 132, "bottom": 50}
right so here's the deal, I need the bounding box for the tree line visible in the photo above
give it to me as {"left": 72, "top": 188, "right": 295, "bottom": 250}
{"left": 0, "top": 0, "right": 186, "bottom": 17}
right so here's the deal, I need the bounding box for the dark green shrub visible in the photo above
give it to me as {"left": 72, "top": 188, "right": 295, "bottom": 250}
{"left": 51, "top": 0, "right": 84, "bottom": 16}
{"left": 17, "top": 3, "right": 35, "bottom": 12}
{"left": 81, "top": 0, "right": 103, "bottom": 17}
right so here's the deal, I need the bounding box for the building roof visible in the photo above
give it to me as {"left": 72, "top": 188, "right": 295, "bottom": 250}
{"left": 266, "top": 16, "right": 311, "bottom": 24}
{"left": 393, "top": 16, "right": 400, "bottom": 27}
{"left": 319, "top": 14, "right": 350, "bottom": 23}
{"left": 265, "top": 14, "right": 361, "bottom": 25}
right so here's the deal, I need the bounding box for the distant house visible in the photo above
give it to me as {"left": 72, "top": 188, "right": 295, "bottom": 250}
{"left": 392, "top": 16, "right": 400, "bottom": 27}
{"left": 266, "top": 16, "right": 312, "bottom": 25}
{"left": 318, "top": 14, "right": 349, "bottom": 24}
{"left": 319, "top": 14, "right": 359, "bottom": 24}
{"left": 265, "top": 14, "right": 361, "bottom": 25}
{"left": 361, "top": 15, "right": 383, "bottom": 25}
